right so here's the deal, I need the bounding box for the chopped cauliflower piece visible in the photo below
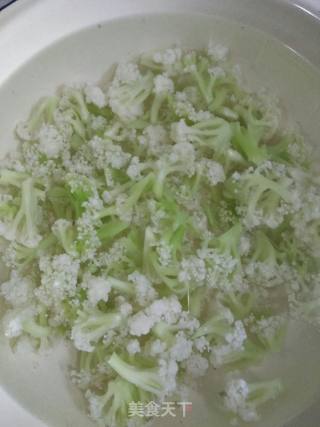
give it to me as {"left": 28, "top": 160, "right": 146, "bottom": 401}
{"left": 0, "top": 272, "right": 33, "bottom": 307}
{"left": 129, "top": 312, "right": 155, "bottom": 336}
{"left": 153, "top": 74, "right": 174, "bottom": 94}
{"left": 153, "top": 48, "right": 182, "bottom": 65}
{"left": 38, "top": 124, "right": 64, "bottom": 159}
{"left": 86, "top": 276, "right": 111, "bottom": 306}
{"left": 84, "top": 85, "right": 106, "bottom": 108}
{"left": 126, "top": 339, "right": 141, "bottom": 355}
{"left": 186, "top": 354, "right": 209, "bottom": 377}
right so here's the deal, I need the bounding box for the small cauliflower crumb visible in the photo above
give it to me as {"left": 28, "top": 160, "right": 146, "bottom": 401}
{"left": 86, "top": 276, "right": 111, "bottom": 306}
{"left": 0, "top": 272, "right": 33, "bottom": 307}
{"left": 209, "top": 66, "right": 226, "bottom": 78}
{"left": 153, "top": 74, "right": 174, "bottom": 94}
{"left": 159, "top": 358, "right": 178, "bottom": 394}
{"left": 224, "top": 378, "right": 257, "bottom": 422}
{"left": 129, "top": 312, "right": 155, "bottom": 336}
{"left": 126, "top": 156, "right": 144, "bottom": 181}
{"left": 128, "top": 271, "right": 158, "bottom": 305}
{"left": 126, "top": 339, "right": 141, "bottom": 355}
{"left": 178, "top": 256, "right": 206, "bottom": 284}
{"left": 170, "top": 332, "right": 193, "bottom": 362}
{"left": 115, "top": 62, "right": 141, "bottom": 82}
{"left": 146, "top": 296, "right": 182, "bottom": 324}
{"left": 150, "top": 339, "right": 167, "bottom": 356}
{"left": 201, "top": 158, "right": 225, "bottom": 185}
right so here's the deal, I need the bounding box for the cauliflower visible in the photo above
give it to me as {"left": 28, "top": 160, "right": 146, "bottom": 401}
{"left": 223, "top": 377, "right": 283, "bottom": 422}
{"left": 84, "top": 85, "right": 106, "bottom": 108}
{"left": 38, "top": 124, "right": 65, "bottom": 159}
{"left": 108, "top": 63, "right": 153, "bottom": 121}
{"left": 0, "top": 271, "right": 34, "bottom": 307}
{"left": 0, "top": 44, "right": 318, "bottom": 427}
{"left": 86, "top": 276, "right": 112, "bottom": 307}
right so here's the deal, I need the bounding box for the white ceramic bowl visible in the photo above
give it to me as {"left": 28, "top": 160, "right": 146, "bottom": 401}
{"left": 1, "top": 1, "right": 320, "bottom": 426}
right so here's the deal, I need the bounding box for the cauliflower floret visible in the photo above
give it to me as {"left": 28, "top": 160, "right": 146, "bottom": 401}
{"left": 150, "top": 339, "right": 167, "bottom": 356}
{"left": 250, "top": 315, "right": 285, "bottom": 350}
{"left": 194, "top": 336, "right": 210, "bottom": 353}
{"left": 119, "top": 302, "right": 133, "bottom": 317}
{"left": 178, "top": 256, "right": 206, "bottom": 285}
{"left": 153, "top": 74, "right": 174, "bottom": 95}
{"left": 240, "top": 235, "right": 251, "bottom": 256}
{"left": 2, "top": 307, "right": 36, "bottom": 338}
{"left": 208, "top": 66, "right": 226, "bottom": 78}
{"left": 171, "top": 119, "right": 190, "bottom": 144}
{"left": 170, "top": 332, "right": 193, "bottom": 362}
{"left": 115, "top": 62, "right": 141, "bottom": 82}
{"left": 16, "top": 121, "right": 33, "bottom": 141}
{"left": 129, "top": 312, "right": 155, "bottom": 336}
{"left": 71, "top": 310, "right": 122, "bottom": 352}
{"left": 128, "top": 271, "right": 158, "bottom": 306}
{"left": 84, "top": 85, "right": 106, "bottom": 108}
{"left": 210, "top": 321, "right": 247, "bottom": 368}
{"left": 156, "top": 240, "right": 172, "bottom": 267}
{"left": 198, "top": 247, "right": 245, "bottom": 292}
{"left": 36, "top": 254, "right": 80, "bottom": 305}
{"left": 3, "top": 314, "right": 24, "bottom": 338}
{"left": 115, "top": 194, "right": 133, "bottom": 223}
{"left": 90, "top": 115, "right": 107, "bottom": 131}
{"left": 86, "top": 276, "right": 111, "bottom": 306}
{"left": 200, "top": 159, "right": 225, "bottom": 186}
{"left": 108, "top": 63, "right": 153, "bottom": 121}
{"left": 146, "top": 296, "right": 182, "bottom": 324}
{"left": 38, "top": 124, "right": 64, "bottom": 159}
{"left": 153, "top": 48, "right": 182, "bottom": 65}
{"left": 127, "top": 295, "right": 183, "bottom": 338}
{"left": 126, "top": 339, "right": 141, "bottom": 355}
{"left": 89, "top": 136, "right": 131, "bottom": 170}
{"left": 225, "top": 320, "right": 247, "bottom": 349}
{"left": 159, "top": 358, "right": 179, "bottom": 394}
{"left": 223, "top": 377, "right": 283, "bottom": 422}
{"left": 126, "top": 156, "right": 144, "bottom": 181}
{"left": 169, "top": 141, "right": 196, "bottom": 165}
{"left": 174, "top": 91, "right": 212, "bottom": 122}
{"left": 224, "top": 378, "right": 255, "bottom": 422}
{"left": 0, "top": 272, "right": 34, "bottom": 307}
{"left": 138, "top": 124, "right": 168, "bottom": 156}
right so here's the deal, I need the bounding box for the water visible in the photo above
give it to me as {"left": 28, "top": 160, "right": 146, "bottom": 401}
{"left": 0, "top": 12, "right": 320, "bottom": 427}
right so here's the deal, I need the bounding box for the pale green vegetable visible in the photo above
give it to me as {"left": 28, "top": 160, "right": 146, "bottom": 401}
{"left": 0, "top": 44, "right": 319, "bottom": 427}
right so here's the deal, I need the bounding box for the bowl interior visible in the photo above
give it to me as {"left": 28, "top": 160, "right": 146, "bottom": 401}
{"left": 1, "top": 11, "right": 320, "bottom": 427}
